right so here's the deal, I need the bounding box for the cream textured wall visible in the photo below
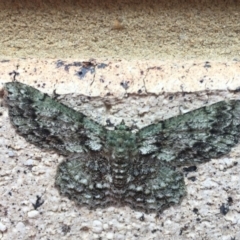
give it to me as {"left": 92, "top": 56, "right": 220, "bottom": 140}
{"left": 1, "top": 59, "right": 240, "bottom": 239}
{"left": 1, "top": 0, "right": 240, "bottom": 239}
{"left": 0, "top": 0, "right": 240, "bottom": 60}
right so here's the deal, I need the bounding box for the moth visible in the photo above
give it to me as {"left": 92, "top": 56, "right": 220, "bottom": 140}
{"left": 4, "top": 82, "right": 240, "bottom": 213}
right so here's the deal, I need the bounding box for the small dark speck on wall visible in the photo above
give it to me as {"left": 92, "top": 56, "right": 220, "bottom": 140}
{"left": 179, "top": 225, "right": 188, "bottom": 236}
{"left": 106, "top": 119, "right": 114, "bottom": 127}
{"left": 183, "top": 166, "right": 197, "bottom": 173}
{"left": 120, "top": 81, "right": 129, "bottom": 90}
{"left": 61, "top": 224, "right": 71, "bottom": 235}
{"left": 97, "top": 63, "right": 108, "bottom": 69}
{"left": 9, "top": 71, "right": 19, "bottom": 81}
{"left": 139, "top": 215, "right": 145, "bottom": 221}
{"left": 188, "top": 176, "right": 196, "bottom": 182}
{"left": 193, "top": 208, "right": 198, "bottom": 214}
{"left": 204, "top": 61, "right": 211, "bottom": 68}
{"left": 32, "top": 195, "right": 44, "bottom": 210}
{"left": 76, "top": 66, "right": 95, "bottom": 79}
{"left": 220, "top": 203, "right": 229, "bottom": 215}
{"left": 228, "top": 196, "right": 233, "bottom": 205}
{"left": 56, "top": 60, "right": 65, "bottom": 68}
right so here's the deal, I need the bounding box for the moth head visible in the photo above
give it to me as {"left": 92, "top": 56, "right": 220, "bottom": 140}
{"left": 114, "top": 120, "right": 130, "bottom": 131}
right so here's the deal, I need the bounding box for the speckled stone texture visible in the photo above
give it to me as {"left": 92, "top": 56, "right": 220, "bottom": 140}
{"left": 1, "top": 59, "right": 240, "bottom": 240}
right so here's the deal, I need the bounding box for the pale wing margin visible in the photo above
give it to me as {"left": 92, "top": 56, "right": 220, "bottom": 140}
{"left": 137, "top": 100, "right": 240, "bottom": 166}
{"left": 5, "top": 82, "right": 106, "bottom": 155}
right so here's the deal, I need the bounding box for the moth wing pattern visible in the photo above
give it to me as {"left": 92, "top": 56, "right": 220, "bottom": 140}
{"left": 55, "top": 153, "right": 112, "bottom": 209}
{"left": 5, "top": 82, "right": 106, "bottom": 155}
{"left": 137, "top": 100, "right": 240, "bottom": 166}
{"left": 55, "top": 153, "right": 186, "bottom": 213}
{"left": 122, "top": 156, "right": 186, "bottom": 213}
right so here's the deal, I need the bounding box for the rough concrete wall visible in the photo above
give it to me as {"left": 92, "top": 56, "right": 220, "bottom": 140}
{"left": 0, "top": 0, "right": 240, "bottom": 60}
{"left": 1, "top": 0, "right": 240, "bottom": 239}
{"left": 1, "top": 59, "right": 240, "bottom": 239}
